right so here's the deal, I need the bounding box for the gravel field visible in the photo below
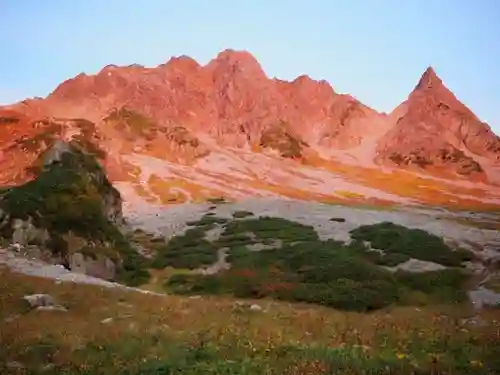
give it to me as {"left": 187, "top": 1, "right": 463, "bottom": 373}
{"left": 125, "top": 198, "right": 500, "bottom": 257}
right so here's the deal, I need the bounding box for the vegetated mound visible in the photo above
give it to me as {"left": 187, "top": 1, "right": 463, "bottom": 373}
{"left": 0, "top": 140, "right": 148, "bottom": 286}
{"left": 349, "top": 222, "right": 475, "bottom": 267}
{"left": 387, "top": 145, "right": 484, "bottom": 177}
{"left": 259, "top": 121, "right": 309, "bottom": 160}
{"left": 148, "top": 214, "right": 474, "bottom": 312}
{"left": 102, "top": 107, "right": 209, "bottom": 162}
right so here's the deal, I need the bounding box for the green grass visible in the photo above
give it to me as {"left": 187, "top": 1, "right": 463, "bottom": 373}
{"left": 10, "top": 337, "right": 496, "bottom": 375}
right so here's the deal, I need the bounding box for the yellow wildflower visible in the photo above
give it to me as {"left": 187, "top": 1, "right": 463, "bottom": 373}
{"left": 470, "top": 360, "right": 483, "bottom": 368}
{"left": 396, "top": 353, "right": 407, "bottom": 360}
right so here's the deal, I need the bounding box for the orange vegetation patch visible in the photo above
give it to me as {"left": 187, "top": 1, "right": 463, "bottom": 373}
{"left": 147, "top": 174, "right": 228, "bottom": 204}
{"left": 241, "top": 178, "right": 349, "bottom": 205}
{"left": 132, "top": 183, "right": 158, "bottom": 204}
{"left": 104, "top": 158, "right": 142, "bottom": 182}
{"left": 321, "top": 160, "right": 500, "bottom": 211}
{"left": 171, "top": 168, "right": 401, "bottom": 208}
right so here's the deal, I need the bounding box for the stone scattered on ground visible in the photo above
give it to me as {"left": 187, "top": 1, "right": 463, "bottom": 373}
{"left": 23, "top": 293, "right": 67, "bottom": 312}
{"left": 36, "top": 305, "right": 68, "bottom": 312}
{"left": 233, "top": 301, "right": 265, "bottom": 312}
{"left": 468, "top": 287, "right": 500, "bottom": 309}
{"left": 23, "top": 293, "right": 56, "bottom": 308}
{"left": 4, "top": 314, "right": 20, "bottom": 323}
{"left": 384, "top": 259, "right": 448, "bottom": 273}
{"left": 249, "top": 304, "right": 263, "bottom": 312}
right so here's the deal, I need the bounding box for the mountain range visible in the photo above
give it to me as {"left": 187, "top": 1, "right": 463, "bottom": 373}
{"left": 1, "top": 49, "right": 500, "bottom": 211}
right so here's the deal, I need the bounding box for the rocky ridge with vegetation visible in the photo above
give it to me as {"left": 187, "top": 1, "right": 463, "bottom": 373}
{"left": 0, "top": 140, "right": 148, "bottom": 286}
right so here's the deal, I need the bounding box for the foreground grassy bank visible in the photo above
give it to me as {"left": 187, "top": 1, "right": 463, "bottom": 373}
{"left": 1, "top": 267, "right": 499, "bottom": 375}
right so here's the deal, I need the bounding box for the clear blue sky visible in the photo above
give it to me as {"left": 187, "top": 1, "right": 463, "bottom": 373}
{"left": 2, "top": 0, "right": 499, "bottom": 133}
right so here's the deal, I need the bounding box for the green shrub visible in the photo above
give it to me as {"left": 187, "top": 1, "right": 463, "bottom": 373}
{"left": 396, "top": 268, "right": 469, "bottom": 304}
{"left": 162, "top": 218, "right": 471, "bottom": 311}
{"left": 152, "top": 228, "right": 218, "bottom": 269}
{"left": 166, "top": 274, "right": 225, "bottom": 295}
{"left": 166, "top": 239, "right": 401, "bottom": 311}
{"left": 329, "top": 217, "right": 346, "bottom": 222}
{"left": 376, "top": 252, "right": 411, "bottom": 267}
{"left": 186, "top": 215, "right": 228, "bottom": 227}
{"left": 232, "top": 210, "right": 254, "bottom": 219}
{"left": 288, "top": 279, "right": 399, "bottom": 311}
{"left": 216, "top": 233, "right": 257, "bottom": 248}
{"left": 223, "top": 217, "right": 319, "bottom": 243}
{"left": 350, "top": 222, "right": 466, "bottom": 267}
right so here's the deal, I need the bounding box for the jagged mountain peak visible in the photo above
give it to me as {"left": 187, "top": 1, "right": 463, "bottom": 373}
{"left": 413, "top": 66, "right": 444, "bottom": 92}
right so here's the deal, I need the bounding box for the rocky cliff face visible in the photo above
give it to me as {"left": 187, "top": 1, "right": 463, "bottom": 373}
{"left": 10, "top": 50, "right": 380, "bottom": 154}
{"left": 0, "top": 50, "right": 499, "bottom": 207}
{"left": 0, "top": 140, "right": 146, "bottom": 284}
{"left": 376, "top": 67, "right": 500, "bottom": 180}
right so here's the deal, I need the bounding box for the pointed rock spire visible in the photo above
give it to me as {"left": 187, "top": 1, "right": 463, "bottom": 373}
{"left": 414, "top": 66, "right": 443, "bottom": 91}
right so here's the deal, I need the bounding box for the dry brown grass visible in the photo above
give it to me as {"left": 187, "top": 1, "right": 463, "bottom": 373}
{"left": 1, "top": 266, "right": 500, "bottom": 374}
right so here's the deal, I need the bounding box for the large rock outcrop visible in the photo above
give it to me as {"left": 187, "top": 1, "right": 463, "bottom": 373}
{"left": 0, "top": 140, "right": 147, "bottom": 285}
